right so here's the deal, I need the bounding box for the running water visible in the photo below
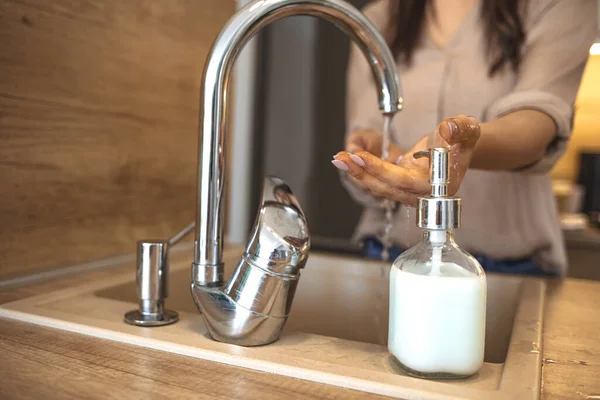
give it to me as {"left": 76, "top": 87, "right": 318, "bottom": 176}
{"left": 380, "top": 115, "right": 395, "bottom": 261}
{"left": 373, "top": 114, "right": 396, "bottom": 344}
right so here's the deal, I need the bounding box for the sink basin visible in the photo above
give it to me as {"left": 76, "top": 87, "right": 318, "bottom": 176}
{"left": 0, "top": 246, "right": 544, "bottom": 399}
{"left": 101, "top": 250, "right": 520, "bottom": 364}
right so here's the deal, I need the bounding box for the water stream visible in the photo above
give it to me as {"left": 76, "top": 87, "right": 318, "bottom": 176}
{"left": 380, "top": 114, "right": 395, "bottom": 261}
{"left": 374, "top": 114, "right": 400, "bottom": 343}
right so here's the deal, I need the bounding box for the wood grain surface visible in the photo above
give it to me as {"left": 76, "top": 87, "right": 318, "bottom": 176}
{"left": 0, "top": 0, "right": 235, "bottom": 279}
{"left": 0, "top": 319, "right": 391, "bottom": 400}
{"left": 0, "top": 257, "right": 390, "bottom": 400}
{"left": 541, "top": 279, "right": 600, "bottom": 400}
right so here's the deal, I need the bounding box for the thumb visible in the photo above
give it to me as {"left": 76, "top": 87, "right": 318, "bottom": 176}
{"left": 438, "top": 115, "right": 480, "bottom": 147}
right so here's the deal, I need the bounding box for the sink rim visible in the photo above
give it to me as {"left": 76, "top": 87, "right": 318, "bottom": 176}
{"left": 0, "top": 246, "right": 545, "bottom": 400}
{"left": 100, "top": 250, "right": 527, "bottom": 364}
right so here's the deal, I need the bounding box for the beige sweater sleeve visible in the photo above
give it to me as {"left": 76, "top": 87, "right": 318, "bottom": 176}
{"left": 341, "top": 0, "right": 391, "bottom": 207}
{"left": 485, "top": 0, "right": 597, "bottom": 173}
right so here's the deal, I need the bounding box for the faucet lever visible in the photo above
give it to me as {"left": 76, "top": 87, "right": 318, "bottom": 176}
{"left": 191, "top": 176, "right": 310, "bottom": 346}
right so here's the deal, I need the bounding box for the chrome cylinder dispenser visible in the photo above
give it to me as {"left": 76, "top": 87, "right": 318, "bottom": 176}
{"left": 124, "top": 222, "right": 195, "bottom": 327}
{"left": 124, "top": 240, "right": 179, "bottom": 327}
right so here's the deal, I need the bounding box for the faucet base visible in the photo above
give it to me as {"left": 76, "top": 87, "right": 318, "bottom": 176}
{"left": 191, "top": 283, "right": 286, "bottom": 346}
{"left": 192, "top": 261, "right": 223, "bottom": 286}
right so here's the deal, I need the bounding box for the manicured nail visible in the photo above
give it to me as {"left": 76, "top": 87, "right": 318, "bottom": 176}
{"left": 331, "top": 159, "right": 349, "bottom": 171}
{"left": 349, "top": 154, "right": 366, "bottom": 167}
{"left": 447, "top": 120, "right": 459, "bottom": 137}
{"left": 395, "top": 155, "right": 404, "bottom": 165}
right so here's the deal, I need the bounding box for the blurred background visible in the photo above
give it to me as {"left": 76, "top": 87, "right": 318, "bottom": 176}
{"left": 0, "top": 0, "right": 599, "bottom": 282}
{"left": 247, "top": 0, "right": 600, "bottom": 280}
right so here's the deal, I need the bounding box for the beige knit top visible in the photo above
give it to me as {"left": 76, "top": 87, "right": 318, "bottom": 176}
{"left": 343, "top": 0, "right": 596, "bottom": 275}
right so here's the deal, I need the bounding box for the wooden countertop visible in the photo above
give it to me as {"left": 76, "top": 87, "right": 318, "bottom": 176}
{"left": 1, "top": 260, "right": 599, "bottom": 399}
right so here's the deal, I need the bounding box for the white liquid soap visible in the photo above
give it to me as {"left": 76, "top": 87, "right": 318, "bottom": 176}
{"left": 386, "top": 147, "right": 487, "bottom": 378}
{"left": 388, "top": 262, "right": 486, "bottom": 377}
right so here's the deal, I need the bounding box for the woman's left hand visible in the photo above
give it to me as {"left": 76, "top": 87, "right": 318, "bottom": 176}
{"left": 332, "top": 115, "right": 480, "bottom": 207}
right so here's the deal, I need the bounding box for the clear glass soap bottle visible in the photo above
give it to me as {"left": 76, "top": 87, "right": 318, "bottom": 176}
{"left": 388, "top": 147, "right": 487, "bottom": 379}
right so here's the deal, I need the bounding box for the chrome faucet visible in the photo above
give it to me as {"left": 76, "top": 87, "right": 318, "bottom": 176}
{"left": 191, "top": 0, "right": 403, "bottom": 346}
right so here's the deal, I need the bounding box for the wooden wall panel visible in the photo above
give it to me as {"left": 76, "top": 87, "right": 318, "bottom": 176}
{"left": 0, "top": 0, "right": 236, "bottom": 279}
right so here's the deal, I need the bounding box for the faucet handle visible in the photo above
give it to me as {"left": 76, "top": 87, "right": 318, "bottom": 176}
{"left": 244, "top": 176, "right": 310, "bottom": 275}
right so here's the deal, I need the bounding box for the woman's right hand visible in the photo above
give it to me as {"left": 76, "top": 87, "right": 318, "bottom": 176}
{"left": 345, "top": 129, "right": 403, "bottom": 161}
{"left": 342, "top": 129, "right": 404, "bottom": 196}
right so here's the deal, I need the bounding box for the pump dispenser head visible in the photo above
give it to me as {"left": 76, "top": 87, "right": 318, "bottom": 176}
{"left": 413, "top": 147, "right": 461, "bottom": 230}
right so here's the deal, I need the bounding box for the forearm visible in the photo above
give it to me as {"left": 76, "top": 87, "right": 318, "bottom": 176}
{"left": 470, "top": 110, "right": 556, "bottom": 171}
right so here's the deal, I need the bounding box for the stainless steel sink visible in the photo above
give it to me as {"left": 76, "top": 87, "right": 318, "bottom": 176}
{"left": 0, "top": 248, "right": 544, "bottom": 399}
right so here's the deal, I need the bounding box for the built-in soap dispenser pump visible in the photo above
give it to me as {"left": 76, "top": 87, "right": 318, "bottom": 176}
{"left": 388, "top": 147, "right": 487, "bottom": 379}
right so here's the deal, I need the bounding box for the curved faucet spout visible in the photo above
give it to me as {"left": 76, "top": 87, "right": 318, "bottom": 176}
{"left": 191, "top": 0, "right": 403, "bottom": 346}
{"left": 194, "top": 0, "right": 402, "bottom": 282}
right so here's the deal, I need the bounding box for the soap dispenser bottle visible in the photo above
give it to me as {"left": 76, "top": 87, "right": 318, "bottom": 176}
{"left": 388, "top": 147, "right": 487, "bottom": 379}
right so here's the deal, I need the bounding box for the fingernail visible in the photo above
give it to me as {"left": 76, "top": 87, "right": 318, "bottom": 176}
{"left": 447, "top": 120, "right": 459, "bottom": 137}
{"left": 331, "top": 159, "right": 349, "bottom": 171}
{"left": 349, "top": 154, "right": 366, "bottom": 167}
{"left": 395, "top": 155, "right": 404, "bottom": 165}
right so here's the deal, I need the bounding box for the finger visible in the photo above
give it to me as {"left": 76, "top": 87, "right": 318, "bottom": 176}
{"left": 438, "top": 116, "right": 480, "bottom": 196}
{"left": 438, "top": 115, "right": 480, "bottom": 147}
{"left": 335, "top": 152, "right": 371, "bottom": 183}
{"left": 335, "top": 151, "right": 415, "bottom": 205}
{"left": 332, "top": 154, "right": 370, "bottom": 192}
{"left": 349, "top": 174, "right": 370, "bottom": 192}
{"left": 336, "top": 152, "right": 386, "bottom": 196}
{"left": 351, "top": 151, "right": 431, "bottom": 195}
{"left": 332, "top": 154, "right": 376, "bottom": 193}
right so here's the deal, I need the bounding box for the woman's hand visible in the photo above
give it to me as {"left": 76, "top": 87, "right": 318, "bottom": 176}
{"left": 345, "top": 128, "right": 404, "bottom": 160}
{"left": 338, "top": 129, "right": 404, "bottom": 195}
{"left": 332, "top": 116, "right": 480, "bottom": 206}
